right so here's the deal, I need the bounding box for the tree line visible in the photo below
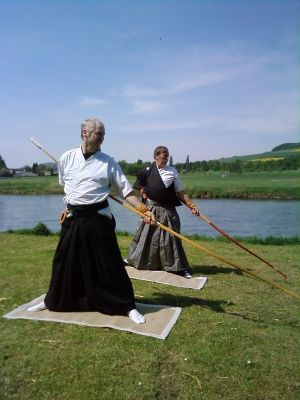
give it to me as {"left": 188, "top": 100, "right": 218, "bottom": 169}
{"left": 1, "top": 153, "right": 299, "bottom": 178}
{"left": 0, "top": 156, "right": 57, "bottom": 177}
{"left": 119, "top": 154, "right": 300, "bottom": 175}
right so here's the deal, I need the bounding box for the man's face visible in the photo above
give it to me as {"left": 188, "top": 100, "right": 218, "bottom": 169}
{"left": 155, "top": 151, "right": 169, "bottom": 168}
{"left": 86, "top": 128, "right": 105, "bottom": 148}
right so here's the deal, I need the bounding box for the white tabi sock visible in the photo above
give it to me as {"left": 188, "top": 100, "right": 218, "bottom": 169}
{"left": 128, "top": 309, "right": 146, "bottom": 324}
{"left": 27, "top": 301, "right": 47, "bottom": 312}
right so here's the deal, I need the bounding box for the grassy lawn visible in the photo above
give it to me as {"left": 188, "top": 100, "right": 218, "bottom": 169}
{"left": 181, "top": 170, "right": 300, "bottom": 199}
{"left": 1, "top": 233, "right": 299, "bottom": 399}
{"left": 0, "top": 176, "right": 64, "bottom": 195}
{"left": 0, "top": 170, "right": 299, "bottom": 198}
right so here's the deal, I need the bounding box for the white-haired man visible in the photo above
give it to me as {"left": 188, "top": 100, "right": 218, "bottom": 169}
{"left": 28, "top": 118, "right": 155, "bottom": 324}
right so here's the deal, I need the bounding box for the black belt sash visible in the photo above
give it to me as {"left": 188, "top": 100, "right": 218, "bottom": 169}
{"left": 67, "top": 200, "right": 109, "bottom": 216}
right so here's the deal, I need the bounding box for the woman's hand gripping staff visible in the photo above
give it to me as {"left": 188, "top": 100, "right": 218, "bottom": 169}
{"left": 186, "top": 201, "right": 200, "bottom": 216}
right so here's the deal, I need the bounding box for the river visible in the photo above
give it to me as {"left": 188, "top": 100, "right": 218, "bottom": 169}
{"left": 0, "top": 195, "right": 299, "bottom": 238}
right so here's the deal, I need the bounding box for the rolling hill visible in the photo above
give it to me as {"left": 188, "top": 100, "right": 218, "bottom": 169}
{"left": 217, "top": 142, "right": 300, "bottom": 163}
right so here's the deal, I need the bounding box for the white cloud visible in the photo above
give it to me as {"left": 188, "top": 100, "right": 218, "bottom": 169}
{"left": 116, "top": 43, "right": 282, "bottom": 103}
{"left": 76, "top": 96, "right": 109, "bottom": 107}
{"left": 132, "top": 100, "right": 166, "bottom": 114}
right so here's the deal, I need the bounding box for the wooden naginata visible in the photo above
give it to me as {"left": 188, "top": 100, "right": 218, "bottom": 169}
{"left": 29, "top": 137, "right": 300, "bottom": 302}
{"left": 186, "top": 207, "right": 287, "bottom": 280}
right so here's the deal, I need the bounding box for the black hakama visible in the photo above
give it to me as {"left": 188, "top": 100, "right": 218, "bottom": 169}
{"left": 44, "top": 207, "right": 135, "bottom": 316}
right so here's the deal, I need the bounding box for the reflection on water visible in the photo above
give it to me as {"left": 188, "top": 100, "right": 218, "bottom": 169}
{"left": 0, "top": 195, "right": 299, "bottom": 238}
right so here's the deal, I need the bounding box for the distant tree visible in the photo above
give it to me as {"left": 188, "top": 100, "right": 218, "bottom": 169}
{"left": 125, "top": 163, "right": 140, "bottom": 175}
{"left": 282, "top": 155, "right": 300, "bottom": 170}
{"left": 200, "top": 160, "right": 209, "bottom": 172}
{"left": 32, "top": 162, "right": 39, "bottom": 173}
{"left": 185, "top": 155, "right": 190, "bottom": 171}
{"left": 229, "top": 159, "right": 242, "bottom": 173}
{"left": 24, "top": 165, "right": 32, "bottom": 172}
{"left": 118, "top": 160, "right": 128, "bottom": 172}
{"left": 36, "top": 164, "right": 47, "bottom": 175}
{"left": 174, "top": 162, "right": 182, "bottom": 172}
{"left": 0, "top": 168, "right": 12, "bottom": 177}
{"left": 243, "top": 161, "right": 256, "bottom": 172}
{"left": 169, "top": 155, "right": 173, "bottom": 166}
{"left": 208, "top": 159, "right": 221, "bottom": 171}
{"left": 0, "top": 155, "right": 6, "bottom": 168}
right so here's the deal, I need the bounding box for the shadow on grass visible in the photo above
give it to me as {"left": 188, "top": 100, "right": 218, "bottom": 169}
{"left": 143, "top": 292, "right": 260, "bottom": 322}
{"left": 191, "top": 264, "right": 243, "bottom": 276}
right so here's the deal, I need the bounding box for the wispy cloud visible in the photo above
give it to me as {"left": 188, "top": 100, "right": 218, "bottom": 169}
{"left": 119, "top": 70, "right": 230, "bottom": 98}
{"left": 132, "top": 100, "right": 166, "bottom": 114}
{"left": 117, "top": 44, "right": 278, "bottom": 101}
{"left": 76, "top": 96, "right": 110, "bottom": 107}
{"left": 115, "top": 118, "right": 211, "bottom": 133}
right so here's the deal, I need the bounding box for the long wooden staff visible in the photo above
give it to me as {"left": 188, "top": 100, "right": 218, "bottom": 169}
{"left": 29, "top": 137, "right": 58, "bottom": 164}
{"left": 29, "top": 137, "right": 300, "bottom": 301}
{"left": 110, "top": 194, "right": 300, "bottom": 301}
{"left": 190, "top": 209, "right": 287, "bottom": 280}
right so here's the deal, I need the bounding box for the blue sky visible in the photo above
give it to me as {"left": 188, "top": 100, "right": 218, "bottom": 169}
{"left": 0, "top": 0, "right": 299, "bottom": 168}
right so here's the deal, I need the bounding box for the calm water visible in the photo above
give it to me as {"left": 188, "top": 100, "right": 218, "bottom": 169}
{"left": 0, "top": 195, "right": 299, "bottom": 238}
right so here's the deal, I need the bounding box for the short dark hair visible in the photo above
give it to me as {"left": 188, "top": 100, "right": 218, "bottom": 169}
{"left": 153, "top": 146, "right": 169, "bottom": 158}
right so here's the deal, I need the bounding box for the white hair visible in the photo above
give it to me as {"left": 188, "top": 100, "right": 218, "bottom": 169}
{"left": 80, "top": 118, "right": 105, "bottom": 138}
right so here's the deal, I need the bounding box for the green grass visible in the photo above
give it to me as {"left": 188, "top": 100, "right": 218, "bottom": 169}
{"left": 180, "top": 170, "right": 300, "bottom": 199}
{"left": 0, "top": 170, "right": 299, "bottom": 198}
{"left": 0, "top": 176, "right": 63, "bottom": 195}
{"left": 1, "top": 233, "right": 299, "bottom": 399}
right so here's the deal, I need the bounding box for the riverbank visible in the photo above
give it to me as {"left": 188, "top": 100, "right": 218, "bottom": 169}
{"left": 1, "top": 232, "right": 299, "bottom": 399}
{"left": 1, "top": 195, "right": 299, "bottom": 238}
{"left": 5, "top": 225, "right": 300, "bottom": 245}
{"left": 0, "top": 170, "right": 299, "bottom": 199}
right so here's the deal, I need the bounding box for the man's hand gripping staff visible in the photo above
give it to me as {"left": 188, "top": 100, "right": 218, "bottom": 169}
{"left": 135, "top": 203, "right": 156, "bottom": 225}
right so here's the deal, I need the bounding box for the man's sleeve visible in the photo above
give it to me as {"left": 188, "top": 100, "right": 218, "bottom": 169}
{"left": 58, "top": 159, "right": 65, "bottom": 186}
{"left": 111, "top": 160, "right": 133, "bottom": 198}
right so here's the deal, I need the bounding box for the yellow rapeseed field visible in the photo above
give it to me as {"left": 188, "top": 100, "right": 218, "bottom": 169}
{"left": 251, "top": 157, "right": 284, "bottom": 162}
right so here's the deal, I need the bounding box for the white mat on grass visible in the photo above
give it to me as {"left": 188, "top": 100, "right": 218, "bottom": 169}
{"left": 3, "top": 294, "right": 181, "bottom": 340}
{"left": 126, "top": 266, "right": 207, "bottom": 290}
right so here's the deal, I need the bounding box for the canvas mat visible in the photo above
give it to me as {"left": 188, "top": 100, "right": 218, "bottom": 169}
{"left": 126, "top": 266, "right": 207, "bottom": 290}
{"left": 3, "top": 294, "right": 181, "bottom": 340}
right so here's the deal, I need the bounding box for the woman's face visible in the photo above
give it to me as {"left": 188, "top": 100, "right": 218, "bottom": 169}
{"left": 155, "top": 151, "right": 169, "bottom": 168}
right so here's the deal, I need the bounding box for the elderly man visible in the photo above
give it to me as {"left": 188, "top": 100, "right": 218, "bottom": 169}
{"left": 28, "top": 118, "right": 155, "bottom": 324}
